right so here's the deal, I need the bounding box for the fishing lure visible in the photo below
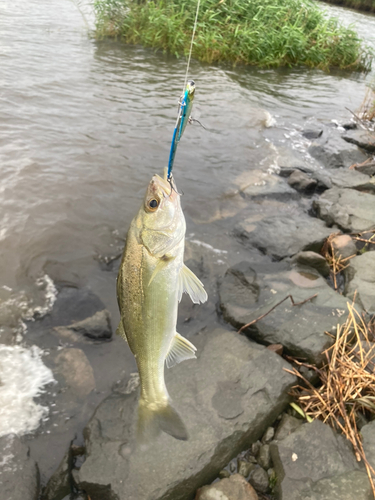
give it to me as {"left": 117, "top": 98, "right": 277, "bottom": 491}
{"left": 167, "top": 80, "right": 195, "bottom": 180}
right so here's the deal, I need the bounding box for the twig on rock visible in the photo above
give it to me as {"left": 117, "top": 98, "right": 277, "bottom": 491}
{"left": 237, "top": 293, "right": 318, "bottom": 335}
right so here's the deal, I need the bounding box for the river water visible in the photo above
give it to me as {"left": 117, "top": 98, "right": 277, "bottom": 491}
{"left": 0, "top": 0, "right": 374, "bottom": 484}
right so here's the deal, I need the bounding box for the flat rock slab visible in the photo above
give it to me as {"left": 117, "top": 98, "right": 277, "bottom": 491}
{"left": 0, "top": 436, "right": 40, "bottom": 500}
{"left": 327, "top": 169, "right": 375, "bottom": 191}
{"left": 345, "top": 252, "right": 375, "bottom": 314}
{"left": 343, "top": 130, "right": 375, "bottom": 153}
{"left": 233, "top": 169, "right": 297, "bottom": 200}
{"left": 270, "top": 420, "right": 371, "bottom": 500}
{"left": 219, "top": 261, "right": 354, "bottom": 364}
{"left": 313, "top": 187, "right": 375, "bottom": 232}
{"left": 75, "top": 328, "right": 296, "bottom": 500}
{"left": 234, "top": 213, "right": 335, "bottom": 260}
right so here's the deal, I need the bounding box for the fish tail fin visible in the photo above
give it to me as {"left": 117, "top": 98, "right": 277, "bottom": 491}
{"left": 137, "top": 398, "right": 188, "bottom": 443}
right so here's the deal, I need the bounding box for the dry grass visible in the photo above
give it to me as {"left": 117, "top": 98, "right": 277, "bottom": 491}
{"left": 286, "top": 302, "right": 375, "bottom": 494}
{"left": 360, "top": 86, "right": 375, "bottom": 122}
{"left": 321, "top": 233, "right": 356, "bottom": 291}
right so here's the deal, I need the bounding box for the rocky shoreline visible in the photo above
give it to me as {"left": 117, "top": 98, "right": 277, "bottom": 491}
{"left": 2, "top": 120, "right": 375, "bottom": 500}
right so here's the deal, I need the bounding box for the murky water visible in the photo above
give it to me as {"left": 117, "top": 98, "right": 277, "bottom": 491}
{"left": 0, "top": 0, "right": 374, "bottom": 484}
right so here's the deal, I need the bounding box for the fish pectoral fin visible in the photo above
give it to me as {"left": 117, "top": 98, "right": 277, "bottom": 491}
{"left": 166, "top": 332, "right": 197, "bottom": 369}
{"left": 116, "top": 320, "right": 128, "bottom": 343}
{"left": 148, "top": 254, "right": 175, "bottom": 286}
{"left": 178, "top": 264, "right": 208, "bottom": 304}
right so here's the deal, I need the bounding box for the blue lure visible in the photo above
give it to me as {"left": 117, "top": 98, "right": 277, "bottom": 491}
{"left": 167, "top": 80, "right": 195, "bottom": 179}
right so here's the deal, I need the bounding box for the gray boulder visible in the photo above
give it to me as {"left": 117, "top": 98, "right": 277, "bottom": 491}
{"left": 74, "top": 328, "right": 296, "bottom": 500}
{"left": 54, "top": 348, "right": 95, "bottom": 397}
{"left": 196, "top": 474, "right": 258, "bottom": 500}
{"left": 344, "top": 252, "right": 375, "bottom": 313}
{"left": 237, "top": 169, "right": 297, "bottom": 200}
{"left": 288, "top": 171, "right": 317, "bottom": 193}
{"left": 313, "top": 188, "right": 375, "bottom": 232}
{"left": 355, "top": 161, "right": 375, "bottom": 176}
{"left": 270, "top": 420, "right": 371, "bottom": 500}
{"left": 343, "top": 130, "right": 375, "bottom": 153}
{"left": 54, "top": 309, "right": 112, "bottom": 342}
{"left": 234, "top": 214, "right": 335, "bottom": 260}
{"left": 219, "top": 261, "right": 354, "bottom": 364}
{"left": 0, "top": 435, "right": 39, "bottom": 500}
{"left": 308, "top": 133, "right": 368, "bottom": 169}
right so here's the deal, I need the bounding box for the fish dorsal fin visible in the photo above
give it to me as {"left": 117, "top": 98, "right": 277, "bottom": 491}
{"left": 166, "top": 332, "right": 197, "bottom": 369}
{"left": 178, "top": 264, "right": 208, "bottom": 304}
{"left": 116, "top": 320, "right": 128, "bottom": 343}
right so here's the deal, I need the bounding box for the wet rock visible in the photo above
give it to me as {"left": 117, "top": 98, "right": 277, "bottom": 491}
{"left": 196, "top": 474, "right": 258, "bottom": 500}
{"left": 257, "top": 445, "right": 272, "bottom": 470}
{"left": 218, "top": 469, "right": 231, "bottom": 479}
{"left": 342, "top": 122, "right": 357, "bottom": 130}
{"left": 238, "top": 460, "right": 255, "bottom": 478}
{"left": 234, "top": 214, "right": 335, "bottom": 261}
{"left": 313, "top": 188, "right": 375, "bottom": 232}
{"left": 277, "top": 165, "right": 314, "bottom": 178}
{"left": 55, "top": 348, "right": 95, "bottom": 397}
{"left": 302, "top": 129, "right": 323, "bottom": 140}
{"left": 261, "top": 427, "right": 275, "bottom": 444}
{"left": 288, "top": 170, "right": 317, "bottom": 193}
{"left": 308, "top": 133, "right": 368, "bottom": 169}
{"left": 343, "top": 130, "right": 375, "bottom": 153}
{"left": 251, "top": 441, "right": 262, "bottom": 457}
{"left": 42, "top": 449, "right": 72, "bottom": 500}
{"left": 219, "top": 261, "right": 352, "bottom": 364}
{"left": 249, "top": 467, "right": 269, "bottom": 494}
{"left": 331, "top": 234, "right": 357, "bottom": 260}
{"left": 274, "top": 414, "right": 303, "bottom": 441}
{"left": 0, "top": 435, "right": 40, "bottom": 500}
{"left": 354, "top": 160, "right": 375, "bottom": 176}
{"left": 74, "top": 328, "right": 296, "bottom": 500}
{"left": 54, "top": 309, "right": 112, "bottom": 342}
{"left": 291, "top": 251, "right": 330, "bottom": 277}
{"left": 236, "top": 169, "right": 297, "bottom": 200}
{"left": 344, "top": 252, "right": 375, "bottom": 314}
{"left": 361, "top": 421, "right": 375, "bottom": 474}
{"left": 270, "top": 420, "right": 371, "bottom": 500}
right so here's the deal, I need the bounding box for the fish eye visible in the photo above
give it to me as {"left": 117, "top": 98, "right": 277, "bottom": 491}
{"left": 147, "top": 198, "right": 159, "bottom": 211}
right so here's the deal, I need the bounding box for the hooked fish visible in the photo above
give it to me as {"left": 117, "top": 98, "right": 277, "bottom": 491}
{"left": 167, "top": 80, "right": 196, "bottom": 179}
{"left": 116, "top": 169, "right": 207, "bottom": 442}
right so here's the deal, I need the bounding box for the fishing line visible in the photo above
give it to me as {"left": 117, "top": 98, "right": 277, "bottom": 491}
{"left": 167, "top": 0, "right": 201, "bottom": 180}
{"left": 182, "top": 0, "right": 201, "bottom": 94}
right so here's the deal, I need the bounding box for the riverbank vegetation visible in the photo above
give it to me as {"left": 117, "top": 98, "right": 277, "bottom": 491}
{"left": 93, "top": 0, "right": 373, "bottom": 71}
{"left": 318, "top": 0, "right": 375, "bottom": 14}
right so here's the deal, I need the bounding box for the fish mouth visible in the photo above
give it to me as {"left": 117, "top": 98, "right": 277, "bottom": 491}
{"left": 149, "top": 170, "right": 179, "bottom": 199}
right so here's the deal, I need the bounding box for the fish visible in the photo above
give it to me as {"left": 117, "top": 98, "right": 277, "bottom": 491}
{"left": 116, "top": 169, "right": 207, "bottom": 442}
{"left": 167, "top": 80, "right": 196, "bottom": 179}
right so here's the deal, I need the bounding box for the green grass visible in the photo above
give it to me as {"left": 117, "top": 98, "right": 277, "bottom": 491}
{"left": 93, "top": 0, "right": 373, "bottom": 71}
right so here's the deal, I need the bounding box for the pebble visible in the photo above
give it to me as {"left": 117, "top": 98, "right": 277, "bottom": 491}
{"left": 261, "top": 427, "right": 275, "bottom": 444}
{"left": 251, "top": 441, "right": 261, "bottom": 457}
{"left": 237, "top": 459, "right": 255, "bottom": 478}
{"left": 257, "top": 444, "right": 272, "bottom": 470}
{"left": 218, "top": 469, "right": 231, "bottom": 479}
{"left": 249, "top": 467, "right": 270, "bottom": 494}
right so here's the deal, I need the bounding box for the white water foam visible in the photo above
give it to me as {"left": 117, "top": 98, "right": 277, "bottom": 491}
{"left": 0, "top": 345, "right": 55, "bottom": 437}
{"left": 189, "top": 239, "right": 228, "bottom": 255}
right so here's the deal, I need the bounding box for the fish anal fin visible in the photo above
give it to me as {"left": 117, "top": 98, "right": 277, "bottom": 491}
{"left": 116, "top": 320, "right": 128, "bottom": 343}
{"left": 166, "top": 332, "right": 197, "bottom": 369}
{"left": 178, "top": 264, "right": 208, "bottom": 304}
